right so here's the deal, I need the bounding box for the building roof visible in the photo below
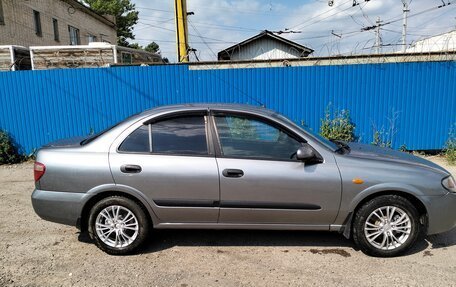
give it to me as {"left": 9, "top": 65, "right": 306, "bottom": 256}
{"left": 218, "top": 30, "right": 314, "bottom": 60}
{"left": 406, "top": 29, "right": 456, "bottom": 53}
{"left": 61, "top": 0, "right": 116, "bottom": 28}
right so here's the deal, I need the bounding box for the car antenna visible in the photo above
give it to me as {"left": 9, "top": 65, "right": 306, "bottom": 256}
{"left": 248, "top": 95, "right": 266, "bottom": 108}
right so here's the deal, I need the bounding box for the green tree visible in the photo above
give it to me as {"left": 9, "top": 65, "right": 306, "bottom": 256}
{"left": 82, "top": 0, "right": 139, "bottom": 47}
{"left": 128, "top": 43, "right": 142, "bottom": 50}
{"left": 0, "top": 130, "right": 24, "bottom": 164}
{"left": 128, "top": 42, "right": 161, "bottom": 54}
{"left": 144, "top": 42, "right": 160, "bottom": 53}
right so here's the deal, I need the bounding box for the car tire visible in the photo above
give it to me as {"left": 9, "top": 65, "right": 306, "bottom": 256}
{"left": 352, "top": 195, "right": 423, "bottom": 257}
{"left": 88, "top": 196, "right": 150, "bottom": 255}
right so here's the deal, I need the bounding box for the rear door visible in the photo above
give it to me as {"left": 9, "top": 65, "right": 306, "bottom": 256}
{"left": 109, "top": 112, "right": 220, "bottom": 223}
{"left": 212, "top": 112, "right": 341, "bottom": 226}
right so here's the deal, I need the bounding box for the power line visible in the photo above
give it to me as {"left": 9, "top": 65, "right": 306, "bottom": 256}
{"left": 135, "top": 7, "right": 174, "bottom": 13}
{"left": 134, "top": 38, "right": 237, "bottom": 45}
{"left": 287, "top": 0, "right": 353, "bottom": 30}
{"left": 137, "top": 21, "right": 175, "bottom": 32}
{"left": 293, "top": 2, "right": 363, "bottom": 32}
{"left": 358, "top": 2, "right": 374, "bottom": 25}
{"left": 138, "top": 13, "right": 263, "bottom": 33}
{"left": 138, "top": 18, "right": 261, "bottom": 33}
{"left": 137, "top": 21, "right": 233, "bottom": 43}
{"left": 312, "top": 2, "right": 454, "bottom": 56}
{"left": 136, "top": 5, "right": 289, "bottom": 16}
{"left": 407, "top": 5, "right": 456, "bottom": 31}
{"left": 185, "top": 22, "right": 260, "bottom": 33}
{"left": 362, "top": 2, "right": 454, "bottom": 31}
{"left": 188, "top": 19, "right": 218, "bottom": 59}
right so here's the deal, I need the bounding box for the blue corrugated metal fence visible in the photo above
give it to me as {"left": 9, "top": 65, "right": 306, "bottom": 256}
{"left": 0, "top": 61, "right": 455, "bottom": 154}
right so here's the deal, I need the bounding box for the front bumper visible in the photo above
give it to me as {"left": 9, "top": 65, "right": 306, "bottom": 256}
{"left": 420, "top": 192, "right": 456, "bottom": 235}
{"left": 31, "top": 189, "right": 85, "bottom": 227}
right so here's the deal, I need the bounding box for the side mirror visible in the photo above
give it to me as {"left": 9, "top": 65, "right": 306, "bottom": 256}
{"left": 296, "top": 145, "right": 316, "bottom": 161}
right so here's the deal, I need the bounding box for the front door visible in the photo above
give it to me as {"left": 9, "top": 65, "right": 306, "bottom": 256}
{"left": 213, "top": 113, "right": 341, "bottom": 226}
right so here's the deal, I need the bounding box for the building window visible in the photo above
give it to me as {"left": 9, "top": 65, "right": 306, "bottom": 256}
{"left": 88, "top": 34, "right": 97, "bottom": 43}
{"left": 53, "top": 18, "right": 59, "bottom": 41}
{"left": 33, "top": 10, "right": 42, "bottom": 37}
{"left": 68, "top": 25, "right": 80, "bottom": 45}
{"left": 0, "top": 0, "right": 5, "bottom": 25}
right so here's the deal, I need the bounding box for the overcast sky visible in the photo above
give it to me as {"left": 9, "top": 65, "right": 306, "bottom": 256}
{"left": 131, "top": 0, "right": 456, "bottom": 62}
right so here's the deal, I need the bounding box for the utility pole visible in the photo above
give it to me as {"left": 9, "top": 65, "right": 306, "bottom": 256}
{"left": 374, "top": 17, "right": 382, "bottom": 54}
{"left": 174, "top": 0, "right": 189, "bottom": 62}
{"left": 401, "top": 0, "right": 410, "bottom": 52}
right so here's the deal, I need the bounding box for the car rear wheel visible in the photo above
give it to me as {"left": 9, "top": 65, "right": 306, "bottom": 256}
{"left": 88, "top": 196, "right": 150, "bottom": 255}
{"left": 353, "top": 195, "right": 423, "bottom": 257}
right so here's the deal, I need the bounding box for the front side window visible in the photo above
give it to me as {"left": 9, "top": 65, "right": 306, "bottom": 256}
{"left": 119, "top": 115, "right": 208, "bottom": 156}
{"left": 214, "top": 115, "right": 302, "bottom": 160}
{"left": 68, "top": 25, "right": 80, "bottom": 45}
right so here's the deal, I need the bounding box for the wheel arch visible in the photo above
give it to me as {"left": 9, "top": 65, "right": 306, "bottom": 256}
{"left": 352, "top": 190, "right": 427, "bottom": 221}
{"left": 78, "top": 185, "right": 157, "bottom": 232}
{"left": 341, "top": 189, "right": 428, "bottom": 239}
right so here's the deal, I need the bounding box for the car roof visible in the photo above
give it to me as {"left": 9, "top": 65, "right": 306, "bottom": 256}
{"left": 139, "top": 103, "right": 277, "bottom": 117}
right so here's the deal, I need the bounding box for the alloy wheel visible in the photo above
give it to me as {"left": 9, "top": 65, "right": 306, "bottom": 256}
{"left": 95, "top": 205, "right": 139, "bottom": 248}
{"left": 364, "top": 206, "right": 412, "bottom": 251}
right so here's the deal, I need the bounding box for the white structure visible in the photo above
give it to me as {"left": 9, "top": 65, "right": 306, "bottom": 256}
{"left": 218, "top": 30, "right": 313, "bottom": 61}
{"left": 406, "top": 30, "right": 456, "bottom": 53}
{"left": 30, "top": 42, "right": 163, "bottom": 70}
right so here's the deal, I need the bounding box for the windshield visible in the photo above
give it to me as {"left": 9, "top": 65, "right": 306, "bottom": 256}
{"left": 274, "top": 114, "right": 338, "bottom": 151}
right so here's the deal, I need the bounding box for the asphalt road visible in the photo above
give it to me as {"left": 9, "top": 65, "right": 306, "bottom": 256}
{"left": 0, "top": 160, "right": 455, "bottom": 287}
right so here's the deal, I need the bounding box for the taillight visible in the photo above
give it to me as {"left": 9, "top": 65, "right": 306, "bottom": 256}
{"left": 34, "top": 162, "right": 46, "bottom": 182}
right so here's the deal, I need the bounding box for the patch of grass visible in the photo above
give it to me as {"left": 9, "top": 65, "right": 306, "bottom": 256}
{"left": 319, "top": 105, "right": 355, "bottom": 142}
{"left": 370, "top": 109, "right": 400, "bottom": 149}
{"left": 444, "top": 125, "right": 456, "bottom": 165}
{"left": 371, "top": 129, "right": 392, "bottom": 148}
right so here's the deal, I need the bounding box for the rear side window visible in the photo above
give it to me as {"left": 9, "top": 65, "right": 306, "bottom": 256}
{"left": 118, "top": 125, "right": 150, "bottom": 153}
{"left": 119, "top": 115, "right": 208, "bottom": 155}
{"left": 152, "top": 116, "right": 207, "bottom": 155}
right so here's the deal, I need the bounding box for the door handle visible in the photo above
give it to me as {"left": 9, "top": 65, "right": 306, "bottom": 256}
{"left": 120, "top": 164, "right": 142, "bottom": 174}
{"left": 222, "top": 169, "right": 244, "bottom": 178}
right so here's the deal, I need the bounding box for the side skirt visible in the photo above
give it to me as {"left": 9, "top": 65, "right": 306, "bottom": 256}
{"left": 154, "top": 223, "right": 334, "bottom": 231}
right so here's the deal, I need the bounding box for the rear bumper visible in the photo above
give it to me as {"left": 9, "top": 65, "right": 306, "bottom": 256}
{"left": 420, "top": 192, "right": 456, "bottom": 235}
{"left": 31, "top": 189, "right": 84, "bottom": 227}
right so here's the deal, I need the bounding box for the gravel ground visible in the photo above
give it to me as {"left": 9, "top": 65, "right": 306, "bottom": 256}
{"left": 0, "top": 157, "right": 455, "bottom": 287}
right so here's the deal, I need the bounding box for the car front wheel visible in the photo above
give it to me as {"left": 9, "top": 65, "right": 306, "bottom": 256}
{"left": 353, "top": 195, "right": 424, "bottom": 257}
{"left": 88, "top": 196, "right": 150, "bottom": 255}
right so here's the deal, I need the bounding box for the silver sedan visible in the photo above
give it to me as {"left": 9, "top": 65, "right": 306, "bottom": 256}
{"left": 31, "top": 104, "right": 456, "bottom": 257}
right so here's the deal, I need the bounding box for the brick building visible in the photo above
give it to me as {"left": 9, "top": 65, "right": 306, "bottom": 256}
{"left": 0, "top": 0, "right": 116, "bottom": 47}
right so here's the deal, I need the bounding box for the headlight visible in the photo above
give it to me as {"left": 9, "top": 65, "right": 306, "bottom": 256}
{"left": 442, "top": 176, "right": 456, "bottom": 193}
